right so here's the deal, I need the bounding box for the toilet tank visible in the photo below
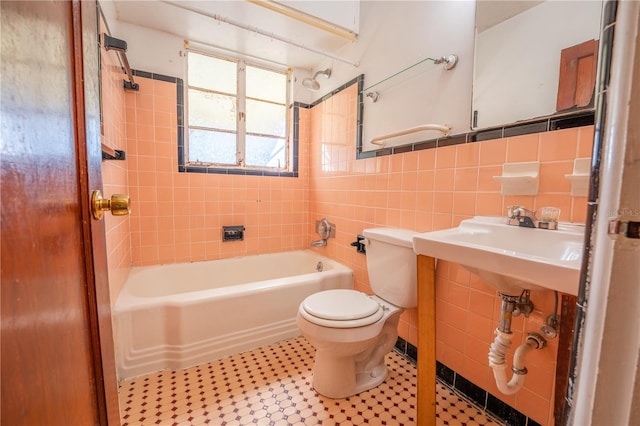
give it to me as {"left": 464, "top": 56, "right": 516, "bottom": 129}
{"left": 363, "top": 228, "right": 417, "bottom": 308}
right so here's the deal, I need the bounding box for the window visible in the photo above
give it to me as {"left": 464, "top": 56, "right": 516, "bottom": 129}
{"left": 186, "top": 51, "right": 291, "bottom": 173}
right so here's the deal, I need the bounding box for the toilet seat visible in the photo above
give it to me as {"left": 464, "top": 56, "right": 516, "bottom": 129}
{"left": 300, "top": 289, "right": 384, "bottom": 328}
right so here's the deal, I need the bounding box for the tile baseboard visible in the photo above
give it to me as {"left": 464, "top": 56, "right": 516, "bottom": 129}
{"left": 393, "top": 337, "right": 542, "bottom": 426}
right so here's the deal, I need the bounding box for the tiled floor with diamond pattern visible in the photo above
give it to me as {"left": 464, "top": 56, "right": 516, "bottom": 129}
{"left": 118, "top": 337, "right": 503, "bottom": 425}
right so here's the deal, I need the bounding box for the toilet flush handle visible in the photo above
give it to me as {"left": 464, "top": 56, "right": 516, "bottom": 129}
{"left": 350, "top": 235, "right": 369, "bottom": 254}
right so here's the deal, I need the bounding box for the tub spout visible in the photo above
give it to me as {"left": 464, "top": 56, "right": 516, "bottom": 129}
{"left": 311, "top": 239, "right": 327, "bottom": 247}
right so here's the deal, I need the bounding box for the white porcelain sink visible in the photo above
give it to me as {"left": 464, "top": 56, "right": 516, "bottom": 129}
{"left": 412, "top": 216, "right": 585, "bottom": 295}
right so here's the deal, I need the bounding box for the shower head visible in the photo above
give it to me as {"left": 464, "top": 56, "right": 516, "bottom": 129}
{"left": 302, "top": 68, "right": 332, "bottom": 91}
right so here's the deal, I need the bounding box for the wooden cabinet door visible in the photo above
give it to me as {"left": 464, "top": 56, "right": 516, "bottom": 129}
{"left": 556, "top": 39, "right": 599, "bottom": 111}
{"left": 1, "top": 1, "right": 118, "bottom": 424}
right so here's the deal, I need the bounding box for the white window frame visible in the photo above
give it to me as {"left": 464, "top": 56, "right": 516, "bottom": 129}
{"left": 185, "top": 50, "right": 292, "bottom": 173}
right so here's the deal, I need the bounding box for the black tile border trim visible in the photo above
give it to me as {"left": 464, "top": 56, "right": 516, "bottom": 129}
{"left": 394, "top": 337, "right": 540, "bottom": 426}
{"left": 357, "top": 110, "right": 594, "bottom": 159}
{"left": 435, "top": 360, "right": 542, "bottom": 426}
{"left": 301, "top": 74, "right": 365, "bottom": 109}
{"left": 278, "top": 72, "right": 594, "bottom": 163}
{"left": 297, "top": 74, "right": 365, "bottom": 162}
{"left": 393, "top": 336, "right": 417, "bottom": 364}
{"left": 393, "top": 337, "right": 541, "bottom": 426}
{"left": 131, "top": 69, "right": 178, "bottom": 83}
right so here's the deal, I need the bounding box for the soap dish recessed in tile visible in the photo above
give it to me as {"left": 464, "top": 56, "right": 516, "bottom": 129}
{"left": 493, "top": 161, "right": 540, "bottom": 196}
{"left": 565, "top": 158, "right": 591, "bottom": 196}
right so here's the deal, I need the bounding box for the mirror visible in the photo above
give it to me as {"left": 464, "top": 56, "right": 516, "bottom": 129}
{"left": 472, "top": 1, "right": 603, "bottom": 129}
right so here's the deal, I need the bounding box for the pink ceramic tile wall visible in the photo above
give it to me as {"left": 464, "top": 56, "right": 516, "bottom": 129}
{"left": 105, "top": 69, "right": 592, "bottom": 424}
{"left": 100, "top": 19, "right": 131, "bottom": 306}
{"left": 125, "top": 76, "right": 309, "bottom": 267}
{"left": 306, "top": 83, "right": 594, "bottom": 425}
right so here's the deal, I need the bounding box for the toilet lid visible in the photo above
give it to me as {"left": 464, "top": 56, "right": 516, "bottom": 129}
{"left": 302, "top": 289, "right": 381, "bottom": 321}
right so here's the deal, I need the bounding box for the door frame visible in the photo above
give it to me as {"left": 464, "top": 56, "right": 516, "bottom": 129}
{"left": 72, "top": 1, "right": 120, "bottom": 423}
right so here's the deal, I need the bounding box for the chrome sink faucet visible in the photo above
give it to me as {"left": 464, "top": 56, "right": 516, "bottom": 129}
{"left": 507, "top": 206, "right": 560, "bottom": 230}
{"left": 507, "top": 206, "right": 537, "bottom": 228}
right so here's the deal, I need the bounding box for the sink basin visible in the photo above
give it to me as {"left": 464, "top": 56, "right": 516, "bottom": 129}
{"left": 412, "top": 216, "right": 585, "bottom": 295}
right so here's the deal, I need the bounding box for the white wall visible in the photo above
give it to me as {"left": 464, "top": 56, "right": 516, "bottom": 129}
{"left": 281, "top": 1, "right": 360, "bottom": 34}
{"left": 474, "top": 1, "right": 602, "bottom": 129}
{"left": 110, "top": 21, "right": 185, "bottom": 80}
{"left": 99, "top": 0, "right": 119, "bottom": 34}
{"left": 106, "top": 17, "right": 317, "bottom": 105}
{"left": 316, "top": 1, "right": 475, "bottom": 151}
{"left": 100, "top": 1, "right": 475, "bottom": 149}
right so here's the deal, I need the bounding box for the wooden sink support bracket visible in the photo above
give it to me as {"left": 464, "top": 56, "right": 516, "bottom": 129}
{"left": 417, "top": 255, "right": 437, "bottom": 425}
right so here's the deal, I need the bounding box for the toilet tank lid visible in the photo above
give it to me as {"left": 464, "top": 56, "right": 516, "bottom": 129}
{"left": 363, "top": 228, "right": 416, "bottom": 248}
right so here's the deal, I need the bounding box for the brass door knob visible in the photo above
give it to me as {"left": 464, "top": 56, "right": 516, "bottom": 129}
{"left": 91, "top": 190, "right": 130, "bottom": 220}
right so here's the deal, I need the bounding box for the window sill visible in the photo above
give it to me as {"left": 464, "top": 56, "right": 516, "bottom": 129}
{"left": 179, "top": 164, "right": 298, "bottom": 177}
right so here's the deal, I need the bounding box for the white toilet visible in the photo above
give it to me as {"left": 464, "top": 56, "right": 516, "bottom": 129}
{"left": 297, "top": 227, "right": 417, "bottom": 399}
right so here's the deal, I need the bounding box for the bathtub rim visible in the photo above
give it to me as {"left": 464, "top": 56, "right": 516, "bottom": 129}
{"left": 114, "top": 250, "right": 354, "bottom": 312}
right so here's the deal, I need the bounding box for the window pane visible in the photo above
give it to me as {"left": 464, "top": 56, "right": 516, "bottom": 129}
{"left": 188, "top": 53, "right": 236, "bottom": 94}
{"left": 246, "top": 66, "right": 286, "bottom": 103}
{"left": 188, "top": 129, "right": 237, "bottom": 165}
{"left": 245, "top": 135, "right": 286, "bottom": 168}
{"left": 246, "top": 99, "right": 286, "bottom": 137}
{"left": 188, "top": 89, "right": 236, "bottom": 131}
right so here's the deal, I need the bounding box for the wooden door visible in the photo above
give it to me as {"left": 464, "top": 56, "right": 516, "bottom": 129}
{"left": 1, "top": 1, "right": 119, "bottom": 424}
{"left": 556, "top": 39, "right": 599, "bottom": 111}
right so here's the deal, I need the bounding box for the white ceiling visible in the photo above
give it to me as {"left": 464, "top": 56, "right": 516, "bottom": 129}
{"left": 475, "top": 0, "right": 544, "bottom": 32}
{"left": 111, "top": 1, "right": 549, "bottom": 70}
{"left": 112, "top": 0, "right": 356, "bottom": 70}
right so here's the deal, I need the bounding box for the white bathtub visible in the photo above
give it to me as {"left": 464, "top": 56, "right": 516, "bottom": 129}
{"left": 113, "top": 250, "right": 353, "bottom": 379}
